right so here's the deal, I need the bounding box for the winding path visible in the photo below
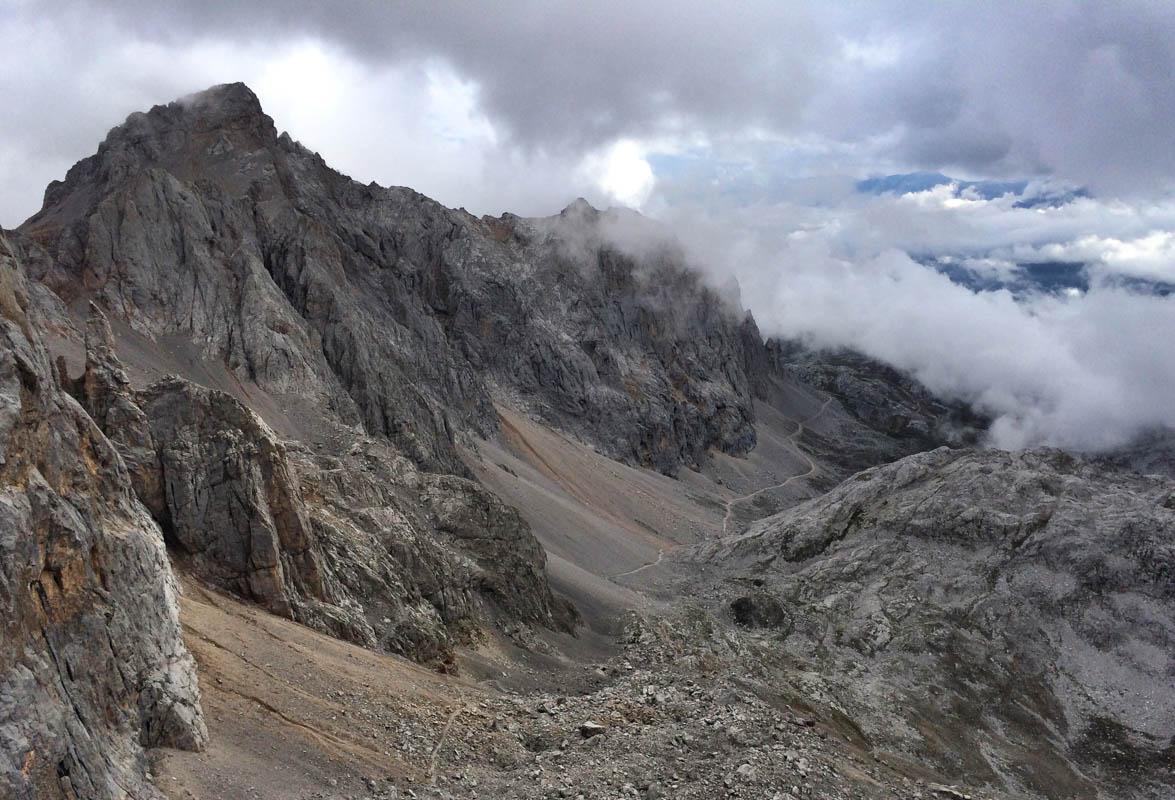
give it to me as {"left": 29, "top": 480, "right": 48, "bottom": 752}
{"left": 429, "top": 704, "right": 464, "bottom": 786}
{"left": 720, "top": 396, "right": 832, "bottom": 536}
{"left": 611, "top": 395, "right": 833, "bottom": 582}
{"left": 611, "top": 547, "right": 667, "bottom": 579}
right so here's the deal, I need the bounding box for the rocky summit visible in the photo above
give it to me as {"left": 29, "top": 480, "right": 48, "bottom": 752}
{"left": 0, "top": 83, "right": 1169, "bottom": 800}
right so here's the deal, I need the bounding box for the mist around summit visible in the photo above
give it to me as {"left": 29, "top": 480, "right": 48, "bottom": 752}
{"left": 5, "top": 1, "right": 1174, "bottom": 457}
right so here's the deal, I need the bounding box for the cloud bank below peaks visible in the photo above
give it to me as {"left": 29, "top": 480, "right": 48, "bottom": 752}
{"left": 643, "top": 185, "right": 1175, "bottom": 453}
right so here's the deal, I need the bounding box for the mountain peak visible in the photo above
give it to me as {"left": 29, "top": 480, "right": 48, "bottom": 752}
{"left": 173, "top": 82, "right": 266, "bottom": 127}
{"left": 122, "top": 80, "right": 273, "bottom": 142}
{"left": 101, "top": 81, "right": 274, "bottom": 150}
{"left": 560, "top": 197, "right": 599, "bottom": 218}
{"left": 24, "top": 82, "right": 281, "bottom": 232}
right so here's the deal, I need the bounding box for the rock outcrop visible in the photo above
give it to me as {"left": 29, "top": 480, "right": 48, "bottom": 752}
{"left": 701, "top": 447, "right": 1175, "bottom": 799}
{"left": 0, "top": 234, "right": 206, "bottom": 800}
{"left": 70, "top": 304, "right": 571, "bottom": 665}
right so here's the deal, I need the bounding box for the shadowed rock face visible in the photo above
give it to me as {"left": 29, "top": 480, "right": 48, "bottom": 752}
{"left": 0, "top": 235, "right": 206, "bottom": 800}
{"left": 69, "top": 304, "right": 573, "bottom": 665}
{"left": 729, "top": 589, "right": 791, "bottom": 630}
{"left": 19, "top": 83, "right": 762, "bottom": 477}
{"left": 702, "top": 447, "right": 1175, "bottom": 799}
{"left": 763, "top": 339, "right": 986, "bottom": 472}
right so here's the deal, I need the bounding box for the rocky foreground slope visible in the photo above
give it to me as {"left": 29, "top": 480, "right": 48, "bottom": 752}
{"left": 692, "top": 447, "right": 1175, "bottom": 799}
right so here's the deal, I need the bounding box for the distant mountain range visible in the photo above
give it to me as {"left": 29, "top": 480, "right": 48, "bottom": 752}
{"left": 923, "top": 256, "right": 1174, "bottom": 298}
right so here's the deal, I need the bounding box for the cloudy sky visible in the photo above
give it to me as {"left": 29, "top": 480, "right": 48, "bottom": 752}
{"left": 3, "top": 0, "right": 1175, "bottom": 452}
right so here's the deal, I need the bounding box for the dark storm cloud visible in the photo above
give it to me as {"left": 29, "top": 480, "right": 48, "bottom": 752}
{"left": 29, "top": 0, "right": 1175, "bottom": 192}
{"left": 48, "top": 0, "right": 829, "bottom": 149}
{"left": 5, "top": 0, "right": 1175, "bottom": 226}
{"left": 904, "top": 2, "right": 1175, "bottom": 190}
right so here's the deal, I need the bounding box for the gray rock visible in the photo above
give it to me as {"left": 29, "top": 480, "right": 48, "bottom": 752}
{"left": 0, "top": 233, "right": 206, "bottom": 800}
{"left": 579, "top": 721, "right": 607, "bottom": 738}
{"left": 70, "top": 303, "right": 572, "bottom": 664}
{"left": 702, "top": 447, "right": 1175, "bottom": 798}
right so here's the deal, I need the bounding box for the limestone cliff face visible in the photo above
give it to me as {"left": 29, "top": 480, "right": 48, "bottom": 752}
{"left": 70, "top": 304, "right": 571, "bottom": 666}
{"left": 0, "top": 235, "right": 206, "bottom": 800}
{"left": 20, "top": 83, "right": 765, "bottom": 477}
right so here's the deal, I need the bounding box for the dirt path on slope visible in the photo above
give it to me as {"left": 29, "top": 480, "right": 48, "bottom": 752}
{"left": 610, "top": 547, "right": 668, "bottom": 579}
{"left": 610, "top": 396, "right": 833, "bottom": 583}
{"left": 720, "top": 395, "right": 833, "bottom": 536}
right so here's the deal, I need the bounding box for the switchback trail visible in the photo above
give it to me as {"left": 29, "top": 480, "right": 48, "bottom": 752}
{"left": 721, "top": 396, "right": 833, "bottom": 536}
{"left": 612, "top": 395, "right": 834, "bottom": 582}
{"left": 611, "top": 547, "right": 667, "bottom": 580}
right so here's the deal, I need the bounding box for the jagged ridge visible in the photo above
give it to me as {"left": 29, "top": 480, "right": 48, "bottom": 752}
{"left": 20, "top": 83, "right": 958, "bottom": 481}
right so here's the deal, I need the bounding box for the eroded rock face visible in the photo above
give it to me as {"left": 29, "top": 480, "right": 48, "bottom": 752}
{"left": 438, "top": 204, "right": 759, "bottom": 474}
{"left": 71, "top": 304, "right": 571, "bottom": 664}
{"left": 21, "top": 82, "right": 896, "bottom": 478}
{"left": 702, "top": 447, "right": 1175, "bottom": 799}
{"left": 137, "top": 377, "right": 324, "bottom": 617}
{"left": 0, "top": 235, "right": 206, "bottom": 800}
{"left": 763, "top": 340, "right": 986, "bottom": 472}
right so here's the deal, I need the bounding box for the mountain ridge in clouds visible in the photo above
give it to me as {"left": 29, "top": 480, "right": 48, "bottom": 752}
{"left": 2, "top": 80, "right": 1173, "bottom": 800}
{"left": 657, "top": 176, "right": 1175, "bottom": 455}
{"left": 21, "top": 77, "right": 1170, "bottom": 462}
{"left": 15, "top": 81, "right": 973, "bottom": 478}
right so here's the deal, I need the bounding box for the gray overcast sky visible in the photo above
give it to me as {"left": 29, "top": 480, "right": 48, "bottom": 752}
{"left": 3, "top": 0, "right": 1175, "bottom": 453}
{"left": 4, "top": 1, "right": 1175, "bottom": 224}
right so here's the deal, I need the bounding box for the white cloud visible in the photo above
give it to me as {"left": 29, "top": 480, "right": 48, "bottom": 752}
{"left": 1049, "top": 232, "right": 1175, "bottom": 284}
{"left": 645, "top": 188, "right": 1175, "bottom": 453}
{"left": 579, "top": 139, "right": 657, "bottom": 209}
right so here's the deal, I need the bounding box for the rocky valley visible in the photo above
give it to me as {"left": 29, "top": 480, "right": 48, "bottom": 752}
{"left": 0, "top": 84, "right": 1170, "bottom": 800}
